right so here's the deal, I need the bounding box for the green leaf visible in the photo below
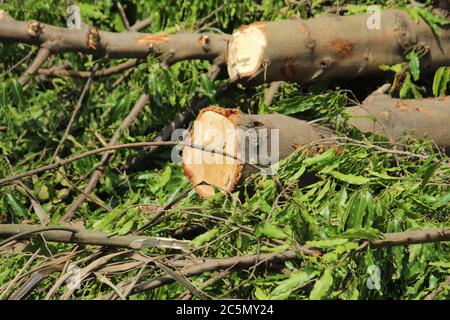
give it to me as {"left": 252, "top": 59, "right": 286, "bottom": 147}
{"left": 198, "top": 74, "right": 215, "bottom": 100}
{"left": 406, "top": 51, "right": 420, "bottom": 81}
{"left": 270, "top": 270, "right": 316, "bottom": 300}
{"left": 432, "top": 67, "right": 450, "bottom": 97}
{"left": 6, "top": 194, "right": 28, "bottom": 217}
{"left": 328, "top": 171, "right": 371, "bottom": 185}
{"left": 254, "top": 287, "right": 269, "bottom": 300}
{"left": 338, "top": 227, "right": 382, "bottom": 240}
{"left": 306, "top": 238, "right": 348, "bottom": 249}
{"left": 346, "top": 191, "right": 373, "bottom": 229}
{"left": 288, "top": 165, "right": 306, "bottom": 181}
{"left": 303, "top": 148, "right": 336, "bottom": 166}
{"left": 369, "top": 171, "right": 398, "bottom": 180}
{"left": 78, "top": 3, "right": 106, "bottom": 20}
{"left": 420, "top": 161, "right": 439, "bottom": 189}
{"left": 379, "top": 63, "right": 404, "bottom": 73}
{"left": 11, "top": 80, "right": 25, "bottom": 108}
{"left": 255, "top": 223, "right": 287, "bottom": 240}
{"left": 0, "top": 82, "right": 8, "bottom": 108}
{"left": 409, "top": 7, "right": 450, "bottom": 36}
{"left": 309, "top": 268, "right": 333, "bottom": 300}
{"left": 159, "top": 166, "right": 172, "bottom": 189}
{"left": 399, "top": 72, "right": 424, "bottom": 99}
{"left": 429, "top": 262, "right": 450, "bottom": 269}
{"left": 345, "top": 4, "right": 368, "bottom": 15}
{"left": 406, "top": 7, "right": 421, "bottom": 24}
{"left": 92, "top": 209, "right": 122, "bottom": 231}
{"left": 433, "top": 192, "right": 450, "bottom": 209}
{"left": 117, "top": 219, "right": 135, "bottom": 235}
{"left": 191, "top": 227, "right": 220, "bottom": 247}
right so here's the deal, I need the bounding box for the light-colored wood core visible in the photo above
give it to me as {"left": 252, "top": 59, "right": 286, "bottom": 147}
{"left": 182, "top": 108, "right": 243, "bottom": 199}
{"left": 227, "top": 26, "right": 266, "bottom": 80}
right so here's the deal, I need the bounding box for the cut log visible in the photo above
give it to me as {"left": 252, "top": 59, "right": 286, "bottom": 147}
{"left": 182, "top": 94, "right": 450, "bottom": 198}
{"left": 227, "top": 9, "right": 450, "bottom": 84}
{"left": 181, "top": 107, "right": 333, "bottom": 198}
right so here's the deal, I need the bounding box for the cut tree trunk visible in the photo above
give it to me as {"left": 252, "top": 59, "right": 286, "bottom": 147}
{"left": 182, "top": 94, "right": 450, "bottom": 198}
{"left": 227, "top": 9, "right": 450, "bottom": 84}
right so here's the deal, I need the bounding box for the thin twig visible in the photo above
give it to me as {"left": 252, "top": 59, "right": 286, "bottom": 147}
{"left": 426, "top": 276, "right": 450, "bottom": 300}
{"left": 60, "top": 93, "right": 150, "bottom": 223}
{"left": 38, "top": 59, "right": 138, "bottom": 79}
{"left": 18, "top": 47, "right": 51, "bottom": 86}
{"left": 52, "top": 64, "right": 99, "bottom": 161}
{"left": 117, "top": 3, "right": 131, "bottom": 31}
{"left": 264, "top": 81, "right": 282, "bottom": 106}
{"left": 0, "top": 139, "right": 265, "bottom": 187}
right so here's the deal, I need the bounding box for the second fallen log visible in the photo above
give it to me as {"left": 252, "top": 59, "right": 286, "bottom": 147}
{"left": 181, "top": 94, "right": 450, "bottom": 198}
{"left": 227, "top": 9, "right": 450, "bottom": 84}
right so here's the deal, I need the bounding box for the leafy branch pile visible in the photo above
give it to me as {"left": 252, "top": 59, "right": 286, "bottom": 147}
{"left": 0, "top": 0, "right": 448, "bottom": 300}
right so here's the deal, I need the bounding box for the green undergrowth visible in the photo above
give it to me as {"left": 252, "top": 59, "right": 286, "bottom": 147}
{"left": 0, "top": 0, "right": 448, "bottom": 300}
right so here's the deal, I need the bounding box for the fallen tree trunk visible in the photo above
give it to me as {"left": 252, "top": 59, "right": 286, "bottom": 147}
{"left": 182, "top": 93, "right": 450, "bottom": 198}
{"left": 227, "top": 9, "right": 450, "bottom": 84}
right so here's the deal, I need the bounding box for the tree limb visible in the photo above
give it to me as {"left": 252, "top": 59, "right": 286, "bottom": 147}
{"left": 227, "top": 9, "right": 450, "bottom": 84}
{"left": 0, "top": 10, "right": 229, "bottom": 64}
{"left": 0, "top": 224, "right": 191, "bottom": 250}
{"left": 38, "top": 59, "right": 139, "bottom": 78}
{"left": 18, "top": 47, "right": 51, "bottom": 86}
{"left": 132, "top": 227, "right": 450, "bottom": 293}
{"left": 52, "top": 64, "right": 98, "bottom": 160}
{"left": 60, "top": 93, "right": 150, "bottom": 223}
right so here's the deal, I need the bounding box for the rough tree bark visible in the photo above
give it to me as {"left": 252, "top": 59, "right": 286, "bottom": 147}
{"left": 182, "top": 93, "right": 450, "bottom": 198}
{"left": 227, "top": 9, "right": 450, "bottom": 84}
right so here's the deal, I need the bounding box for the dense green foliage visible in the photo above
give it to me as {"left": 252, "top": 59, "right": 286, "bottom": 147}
{"left": 0, "top": 0, "right": 448, "bottom": 300}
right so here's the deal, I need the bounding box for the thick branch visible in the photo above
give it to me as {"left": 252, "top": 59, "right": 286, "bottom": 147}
{"left": 35, "top": 13, "right": 150, "bottom": 79}
{"left": 0, "top": 224, "right": 190, "bottom": 250}
{"left": 0, "top": 10, "right": 229, "bottom": 65}
{"left": 132, "top": 227, "right": 450, "bottom": 293}
{"left": 18, "top": 47, "right": 51, "bottom": 86}
{"left": 370, "top": 228, "right": 450, "bottom": 248}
